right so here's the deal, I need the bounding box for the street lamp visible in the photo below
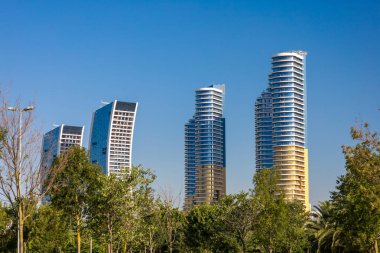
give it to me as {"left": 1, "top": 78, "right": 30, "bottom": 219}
{"left": 7, "top": 105, "right": 34, "bottom": 253}
{"left": 7, "top": 106, "right": 34, "bottom": 112}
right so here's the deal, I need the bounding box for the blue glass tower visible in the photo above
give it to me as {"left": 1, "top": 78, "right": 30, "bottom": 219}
{"left": 89, "top": 100, "right": 138, "bottom": 176}
{"left": 255, "top": 89, "right": 274, "bottom": 170}
{"left": 184, "top": 118, "right": 196, "bottom": 201}
{"left": 41, "top": 124, "right": 84, "bottom": 201}
{"left": 41, "top": 124, "right": 84, "bottom": 172}
{"left": 255, "top": 51, "right": 309, "bottom": 208}
{"left": 184, "top": 84, "right": 226, "bottom": 209}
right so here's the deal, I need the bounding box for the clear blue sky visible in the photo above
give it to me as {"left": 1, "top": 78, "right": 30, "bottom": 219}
{"left": 1, "top": 0, "right": 379, "bottom": 205}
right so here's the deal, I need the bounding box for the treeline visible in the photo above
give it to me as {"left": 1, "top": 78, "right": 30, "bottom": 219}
{"left": 0, "top": 115, "right": 379, "bottom": 252}
{"left": 0, "top": 145, "right": 307, "bottom": 252}
{"left": 0, "top": 145, "right": 307, "bottom": 253}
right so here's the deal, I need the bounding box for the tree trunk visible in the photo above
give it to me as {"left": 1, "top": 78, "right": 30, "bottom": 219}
{"left": 123, "top": 242, "right": 127, "bottom": 253}
{"left": 19, "top": 208, "right": 24, "bottom": 253}
{"left": 108, "top": 223, "right": 113, "bottom": 253}
{"left": 374, "top": 240, "right": 378, "bottom": 253}
{"left": 77, "top": 228, "right": 81, "bottom": 253}
{"left": 17, "top": 110, "right": 24, "bottom": 253}
{"left": 106, "top": 213, "right": 113, "bottom": 253}
{"left": 238, "top": 233, "right": 246, "bottom": 253}
{"left": 241, "top": 239, "right": 246, "bottom": 253}
{"left": 16, "top": 169, "right": 24, "bottom": 253}
{"left": 76, "top": 216, "right": 81, "bottom": 253}
{"left": 108, "top": 241, "right": 113, "bottom": 253}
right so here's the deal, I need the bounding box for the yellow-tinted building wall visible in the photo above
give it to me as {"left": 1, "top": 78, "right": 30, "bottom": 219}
{"left": 273, "top": 145, "right": 309, "bottom": 209}
{"left": 304, "top": 148, "right": 310, "bottom": 211}
{"left": 194, "top": 165, "right": 226, "bottom": 205}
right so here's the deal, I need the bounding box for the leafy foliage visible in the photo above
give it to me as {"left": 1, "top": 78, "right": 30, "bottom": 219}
{"left": 49, "top": 146, "right": 103, "bottom": 252}
{"left": 306, "top": 201, "right": 345, "bottom": 253}
{"left": 330, "top": 123, "right": 380, "bottom": 252}
{"left": 220, "top": 192, "right": 256, "bottom": 253}
{"left": 0, "top": 203, "right": 16, "bottom": 251}
{"left": 26, "top": 205, "right": 74, "bottom": 252}
{"left": 89, "top": 165, "right": 156, "bottom": 252}
{"left": 251, "top": 168, "right": 308, "bottom": 253}
{"left": 158, "top": 200, "right": 186, "bottom": 253}
{"left": 185, "top": 203, "right": 239, "bottom": 252}
{"left": 0, "top": 111, "right": 378, "bottom": 253}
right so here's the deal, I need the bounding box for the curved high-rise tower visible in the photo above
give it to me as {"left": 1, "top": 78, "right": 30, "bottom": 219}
{"left": 255, "top": 51, "right": 309, "bottom": 208}
{"left": 255, "top": 89, "right": 273, "bottom": 170}
{"left": 185, "top": 84, "right": 226, "bottom": 209}
{"left": 89, "top": 100, "right": 138, "bottom": 176}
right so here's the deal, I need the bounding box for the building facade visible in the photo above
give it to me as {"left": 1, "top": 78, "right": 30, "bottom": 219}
{"left": 41, "top": 124, "right": 84, "bottom": 195}
{"left": 184, "top": 84, "right": 226, "bottom": 209}
{"left": 89, "top": 100, "right": 138, "bottom": 176}
{"left": 255, "top": 51, "right": 309, "bottom": 208}
{"left": 42, "top": 124, "right": 84, "bottom": 170}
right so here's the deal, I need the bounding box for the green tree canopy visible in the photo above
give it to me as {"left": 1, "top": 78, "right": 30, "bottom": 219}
{"left": 185, "top": 203, "right": 239, "bottom": 252}
{"left": 48, "top": 146, "right": 102, "bottom": 253}
{"left": 331, "top": 123, "right": 380, "bottom": 252}
{"left": 0, "top": 203, "right": 16, "bottom": 251}
{"left": 26, "top": 204, "right": 74, "bottom": 252}
{"left": 251, "top": 168, "right": 308, "bottom": 253}
{"left": 89, "top": 165, "right": 156, "bottom": 253}
{"left": 219, "top": 192, "right": 256, "bottom": 253}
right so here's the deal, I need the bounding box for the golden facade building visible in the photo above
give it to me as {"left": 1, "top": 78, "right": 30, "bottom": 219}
{"left": 184, "top": 85, "right": 226, "bottom": 210}
{"left": 255, "top": 51, "right": 309, "bottom": 209}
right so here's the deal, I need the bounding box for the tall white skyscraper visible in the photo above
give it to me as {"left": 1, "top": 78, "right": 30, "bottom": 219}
{"left": 255, "top": 51, "right": 309, "bottom": 208}
{"left": 89, "top": 100, "right": 138, "bottom": 176}
{"left": 41, "top": 124, "right": 84, "bottom": 201}
{"left": 41, "top": 124, "right": 84, "bottom": 172}
{"left": 184, "top": 84, "right": 226, "bottom": 210}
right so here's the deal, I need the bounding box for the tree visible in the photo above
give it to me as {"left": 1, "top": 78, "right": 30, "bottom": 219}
{"left": 0, "top": 203, "right": 15, "bottom": 251}
{"left": 49, "top": 146, "right": 102, "bottom": 253}
{"left": 0, "top": 94, "right": 68, "bottom": 253}
{"left": 0, "top": 101, "right": 36, "bottom": 253}
{"left": 134, "top": 190, "right": 164, "bottom": 253}
{"left": 89, "top": 165, "right": 156, "bottom": 253}
{"left": 139, "top": 200, "right": 164, "bottom": 253}
{"left": 26, "top": 204, "right": 74, "bottom": 252}
{"left": 157, "top": 194, "right": 186, "bottom": 253}
{"left": 0, "top": 98, "right": 53, "bottom": 253}
{"left": 251, "top": 168, "right": 284, "bottom": 253}
{"left": 331, "top": 123, "right": 380, "bottom": 252}
{"left": 90, "top": 173, "right": 129, "bottom": 252}
{"left": 281, "top": 201, "right": 308, "bottom": 253}
{"left": 306, "top": 201, "right": 344, "bottom": 253}
{"left": 120, "top": 166, "right": 158, "bottom": 253}
{"left": 219, "top": 192, "right": 256, "bottom": 253}
{"left": 185, "top": 204, "right": 239, "bottom": 252}
{"left": 251, "top": 168, "right": 308, "bottom": 253}
{"left": 0, "top": 127, "right": 15, "bottom": 251}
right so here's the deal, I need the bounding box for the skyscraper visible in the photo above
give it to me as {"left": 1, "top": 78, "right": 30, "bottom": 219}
{"left": 89, "top": 100, "right": 138, "bottom": 176}
{"left": 255, "top": 51, "right": 309, "bottom": 208}
{"left": 41, "top": 124, "right": 84, "bottom": 191}
{"left": 184, "top": 84, "right": 226, "bottom": 209}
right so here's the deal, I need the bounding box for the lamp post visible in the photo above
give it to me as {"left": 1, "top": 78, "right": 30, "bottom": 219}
{"left": 7, "top": 105, "right": 34, "bottom": 253}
